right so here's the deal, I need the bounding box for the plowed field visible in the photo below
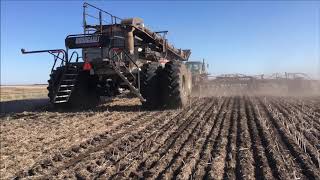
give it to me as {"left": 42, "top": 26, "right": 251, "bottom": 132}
{"left": 1, "top": 96, "right": 320, "bottom": 179}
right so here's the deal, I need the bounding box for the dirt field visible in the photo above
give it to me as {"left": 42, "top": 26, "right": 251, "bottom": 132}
{"left": 0, "top": 96, "right": 319, "bottom": 179}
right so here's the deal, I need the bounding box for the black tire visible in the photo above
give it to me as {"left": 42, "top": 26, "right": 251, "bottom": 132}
{"left": 47, "top": 67, "right": 100, "bottom": 109}
{"left": 47, "top": 67, "right": 63, "bottom": 103}
{"left": 140, "top": 63, "right": 162, "bottom": 109}
{"left": 162, "top": 61, "right": 192, "bottom": 108}
{"left": 69, "top": 71, "right": 100, "bottom": 108}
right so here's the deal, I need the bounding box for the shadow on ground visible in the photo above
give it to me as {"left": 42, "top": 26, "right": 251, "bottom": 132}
{"left": 0, "top": 98, "right": 50, "bottom": 115}
{"left": 0, "top": 97, "right": 148, "bottom": 116}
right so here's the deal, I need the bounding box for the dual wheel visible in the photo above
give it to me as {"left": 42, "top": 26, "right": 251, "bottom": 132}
{"left": 140, "top": 61, "right": 192, "bottom": 109}
{"left": 48, "top": 62, "right": 191, "bottom": 109}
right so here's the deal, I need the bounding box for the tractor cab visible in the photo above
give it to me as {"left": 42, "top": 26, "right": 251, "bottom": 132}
{"left": 186, "top": 60, "right": 207, "bottom": 75}
{"left": 186, "top": 59, "right": 209, "bottom": 91}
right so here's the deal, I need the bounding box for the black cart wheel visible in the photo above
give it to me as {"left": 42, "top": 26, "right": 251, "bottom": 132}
{"left": 140, "top": 63, "right": 163, "bottom": 109}
{"left": 162, "top": 62, "right": 192, "bottom": 108}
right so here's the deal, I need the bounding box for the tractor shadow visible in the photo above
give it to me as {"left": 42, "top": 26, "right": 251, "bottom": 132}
{"left": 42, "top": 98, "right": 144, "bottom": 113}
{"left": 0, "top": 98, "right": 50, "bottom": 116}
{"left": 0, "top": 96, "right": 160, "bottom": 117}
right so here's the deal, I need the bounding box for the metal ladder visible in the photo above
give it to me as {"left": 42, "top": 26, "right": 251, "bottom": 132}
{"left": 53, "top": 66, "right": 79, "bottom": 103}
{"left": 111, "top": 62, "right": 146, "bottom": 102}
{"left": 108, "top": 48, "right": 145, "bottom": 102}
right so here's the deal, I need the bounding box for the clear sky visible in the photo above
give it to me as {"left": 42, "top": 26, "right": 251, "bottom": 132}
{"left": 1, "top": 1, "right": 320, "bottom": 84}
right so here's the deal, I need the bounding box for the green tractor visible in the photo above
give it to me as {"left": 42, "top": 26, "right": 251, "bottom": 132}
{"left": 186, "top": 59, "right": 209, "bottom": 93}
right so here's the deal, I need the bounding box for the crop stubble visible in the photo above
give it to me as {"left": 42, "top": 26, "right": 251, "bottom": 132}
{"left": 0, "top": 96, "right": 319, "bottom": 179}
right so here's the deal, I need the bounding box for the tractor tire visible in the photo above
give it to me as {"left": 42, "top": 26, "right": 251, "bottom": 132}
{"left": 162, "top": 61, "right": 192, "bottom": 108}
{"left": 47, "top": 67, "right": 63, "bottom": 103}
{"left": 47, "top": 67, "right": 100, "bottom": 109}
{"left": 140, "top": 63, "right": 162, "bottom": 109}
{"left": 69, "top": 71, "right": 100, "bottom": 108}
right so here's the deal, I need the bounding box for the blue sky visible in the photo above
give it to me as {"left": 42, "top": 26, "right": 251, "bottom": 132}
{"left": 1, "top": 1, "right": 319, "bottom": 84}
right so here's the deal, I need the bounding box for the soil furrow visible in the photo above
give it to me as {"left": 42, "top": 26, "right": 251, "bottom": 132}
{"left": 253, "top": 97, "right": 307, "bottom": 179}
{"left": 140, "top": 100, "right": 215, "bottom": 179}
{"left": 154, "top": 99, "right": 220, "bottom": 179}
{"left": 235, "top": 96, "right": 255, "bottom": 180}
{"left": 222, "top": 96, "right": 239, "bottom": 179}
{"left": 277, "top": 98, "right": 320, "bottom": 142}
{"left": 268, "top": 99, "right": 320, "bottom": 168}
{"left": 172, "top": 98, "right": 226, "bottom": 180}
{"left": 57, "top": 99, "right": 206, "bottom": 179}
{"left": 258, "top": 98, "right": 320, "bottom": 179}
{"left": 272, "top": 97, "right": 320, "bottom": 138}
{"left": 245, "top": 97, "right": 279, "bottom": 180}
{"left": 201, "top": 97, "right": 234, "bottom": 179}
{"left": 96, "top": 99, "right": 210, "bottom": 179}
{"left": 15, "top": 110, "right": 168, "bottom": 179}
{"left": 3, "top": 96, "right": 320, "bottom": 180}
{"left": 190, "top": 97, "right": 231, "bottom": 179}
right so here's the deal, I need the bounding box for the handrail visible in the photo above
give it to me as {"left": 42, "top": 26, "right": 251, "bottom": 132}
{"left": 122, "top": 50, "right": 141, "bottom": 91}
{"left": 20, "top": 48, "right": 75, "bottom": 73}
{"left": 108, "top": 47, "right": 139, "bottom": 69}
{"left": 83, "top": 2, "right": 122, "bottom": 22}
{"left": 21, "top": 48, "right": 67, "bottom": 63}
{"left": 68, "top": 51, "right": 79, "bottom": 63}
{"left": 51, "top": 51, "right": 64, "bottom": 72}
{"left": 66, "top": 33, "right": 104, "bottom": 38}
{"left": 21, "top": 48, "right": 66, "bottom": 56}
{"left": 108, "top": 47, "right": 141, "bottom": 91}
{"left": 83, "top": 1, "right": 122, "bottom": 35}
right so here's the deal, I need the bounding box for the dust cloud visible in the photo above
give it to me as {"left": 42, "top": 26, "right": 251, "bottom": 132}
{"left": 192, "top": 79, "right": 320, "bottom": 97}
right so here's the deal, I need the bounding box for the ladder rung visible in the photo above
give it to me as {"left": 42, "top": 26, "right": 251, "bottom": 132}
{"left": 58, "top": 90, "right": 71, "bottom": 92}
{"left": 52, "top": 67, "right": 78, "bottom": 104}
{"left": 56, "top": 95, "right": 69, "bottom": 98}
{"left": 112, "top": 65, "right": 146, "bottom": 102}
{"left": 54, "top": 100, "right": 68, "bottom": 103}
{"left": 60, "top": 85, "right": 74, "bottom": 87}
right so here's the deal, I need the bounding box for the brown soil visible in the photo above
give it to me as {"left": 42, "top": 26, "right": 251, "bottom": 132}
{"left": 0, "top": 96, "right": 319, "bottom": 179}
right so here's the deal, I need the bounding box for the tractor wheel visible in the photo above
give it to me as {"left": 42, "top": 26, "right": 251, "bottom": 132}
{"left": 140, "top": 63, "right": 162, "bottom": 109}
{"left": 47, "top": 67, "right": 100, "bottom": 109}
{"left": 47, "top": 67, "right": 63, "bottom": 103}
{"left": 162, "top": 62, "right": 192, "bottom": 108}
{"left": 68, "top": 71, "right": 100, "bottom": 108}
